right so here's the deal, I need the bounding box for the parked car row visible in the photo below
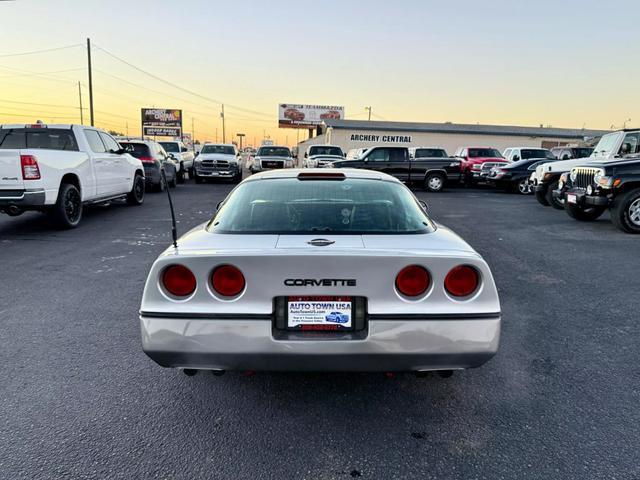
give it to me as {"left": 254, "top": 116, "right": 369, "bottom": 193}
{"left": 531, "top": 128, "right": 640, "bottom": 233}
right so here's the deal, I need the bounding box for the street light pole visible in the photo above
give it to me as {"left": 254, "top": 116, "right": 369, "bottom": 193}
{"left": 365, "top": 106, "right": 372, "bottom": 121}
{"left": 77, "top": 81, "right": 84, "bottom": 125}
{"left": 221, "top": 104, "right": 226, "bottom": 143}
{"left": 86, "top": 38, "right": 94, "bottom": 126}
{"left": 237, "top": 133, "right": 245, "bottom": 151}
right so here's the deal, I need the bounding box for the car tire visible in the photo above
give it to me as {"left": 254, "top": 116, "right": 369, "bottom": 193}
{"left": 534, "top": 185, "right": 550, "bottom": 206}
{"left": 424, "top": 172, "right": 445, "bottom": 192}
{"left": 154, "top": 176, "right": 165, "bottom": 192}
{"left": 232, "top": 171, "right": 243, "bottom": 184}
{"left": 610, "top": 187, "right": 640, "bottom": 233}
{"left": 126, "top": 174, "right": 145, "bottom": 206}
{"left": 169, "top": 175, "right": 177, "bottom": 188}
{"left": 516, "top": 179, "right": 531, "bottom": 195}
{"left": 50, "top": 183, "right": 82, "bottom": 229}
{"left": 545, "top": 180, "right": 564, "bottom": 210}
{"left": 177, "top": 164, "right": 185, "bottom": 184}
{"left": 565, "top": 202, "right": 606, "bottom": 221}
{"left": 194, "top": 173, "right": 203, "bottom": 184}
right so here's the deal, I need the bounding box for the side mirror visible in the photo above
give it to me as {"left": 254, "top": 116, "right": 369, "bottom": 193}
{"left": 114, "top": 148, "right": 127, "bottom": 155}
{"left": 512, "top": 155, "right": 520, "bottom": 161}
{"left": 195, "top": 152, "right": 199, "bottom": 157}
{"left": 304, "top": 152, "right": 308, "bottom": 158}
{"left": 181, "top": 147, "right": 188, "bottom": 152}
{"left": 168, "top": 153, "right": 176, "bottom": 160}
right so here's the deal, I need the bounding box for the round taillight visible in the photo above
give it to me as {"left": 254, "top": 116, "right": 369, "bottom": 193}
{"left": 162, "top": 265, "right": 196, "bottom": 297}
{"left": 211, "top": 265, "right": 245, "bottom": 297}
{"left": 445, "top": 265, "right": 479, "bottom": 297}
{"left": 395, "top": 265, "right": 430, "bottom": 297}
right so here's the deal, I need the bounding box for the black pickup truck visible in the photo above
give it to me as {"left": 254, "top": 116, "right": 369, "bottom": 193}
{"left": 557, "top": 156, "right": 640, "bottom": 233}
{"left": 327, "top": 146, "right": 462, "bottom": 192}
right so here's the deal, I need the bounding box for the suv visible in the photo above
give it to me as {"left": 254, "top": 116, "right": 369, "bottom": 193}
{"left": 119, "top": 140, "right": 178, "bottom": 192}
{"left": 453, "top": 147, "right": 508, "bottom": 185}
{"left": 158, "top": 140, "right": 194, "bottom": 182}
{"left": 551, "top": 146, "right": 594, "bottom": 160}
{"left": 303, "top": 145, "right": 344, "bottom": 168}
{"left": 0, "top": 123, "right": 144, "bottom": 228}
{"left": 532, "top": 129, "right": 640, "bottom": 210}
{"left": 557, "top": 156, "right": 640, "bottom": 233}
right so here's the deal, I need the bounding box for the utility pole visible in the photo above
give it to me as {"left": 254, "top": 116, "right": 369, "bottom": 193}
{"left": 215, "top": 128, "right": 218, "bottom": 143}
{"left": 191, "top": 118, "right": 195, "bottom": 151}
{"left": 86, "top": 38, "right": 94, "bottom": 126}
{"left": 221, "top": 104, "right": 226, "bottom": 143}
{"left": 77, "top": 81, "right": 84, "bottom": 125}
{"left": 125, "top": 121, "right": 129, "bottom": 136}
{"left": 365, "top": 106, "right": 372, "bottom": 121}
{"left": 236, "top": 133, "right": 245, "bottom": 151}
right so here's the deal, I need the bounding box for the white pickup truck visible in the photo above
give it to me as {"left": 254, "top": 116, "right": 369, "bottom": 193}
{"left": 0, "top": 123, "right": 145, "bottom": 228}
{"left": 532, "top": 129, "right": 640, "bottom": 209}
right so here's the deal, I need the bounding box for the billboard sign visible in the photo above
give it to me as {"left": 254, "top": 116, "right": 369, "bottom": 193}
{"left": 278, "top": 104, "right": 344, "bottom": 129}
{"left": 141, "top": 108, "right": 182, "bottom": 137}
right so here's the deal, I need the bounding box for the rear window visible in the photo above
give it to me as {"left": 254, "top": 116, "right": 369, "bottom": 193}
{"left": 0, "top": 128, "right": 79, "bottom": 151}
{"left": 521, "top": 149, "right": 555, "bottom": 160}
{"left": 120, "top": 142, "right": 151, "bottom": 158}
{"left": 201, "top": 145, "right": 235, "bottom": 155}
{"left": 257, "top": 147, "right": 291, "bottom": 157}
{"left": 159, "top": 142, "right": 179, "bottom": 153}
{"left": 209, "top": 177, "right": 434, "bottom": 234}
{"left": 468, "top": 148, "right": 502, "bottom": 158}
{"left": 414, "top": 148, "right": 447, "bottom": 158}
{"left": 309, "top": 146, "right": 343, "bottom": 157}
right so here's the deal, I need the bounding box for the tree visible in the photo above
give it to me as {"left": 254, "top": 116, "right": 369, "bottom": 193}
{"left": 108, "top": 129, "right": 124, "bottom": 137}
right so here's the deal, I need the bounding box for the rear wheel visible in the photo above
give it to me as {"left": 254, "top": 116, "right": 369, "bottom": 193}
{"left": 126, "top": 174, "right": 145, "bottom": 206}
{"left": 50, "top": 183, "right": 82, "bottom": 229}
{"left": 545, "top": 180, "right": 564, "bottom": 210}
{"left": 177, "top": 163, "right": 185, "bottom": 184}
{"left": 154, "top": 175, "right": 165, "bottom": 192}
{"left": 565, "top": 202, "right": 606, "bottom": 221}
{"left": 610, "top": 187, "right": 640, "bottom": 233}
{"left": 424, "top": 172, "right": 445, "bottom": 192}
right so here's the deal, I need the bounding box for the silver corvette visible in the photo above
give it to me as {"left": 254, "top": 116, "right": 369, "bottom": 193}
{"left": 139, "top": 169, "right": 501, "bottom": 374}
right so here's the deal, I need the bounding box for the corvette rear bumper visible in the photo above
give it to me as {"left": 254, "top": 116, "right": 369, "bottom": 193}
{"left": 140, "top": 315, "right": 501, "bottom": 372}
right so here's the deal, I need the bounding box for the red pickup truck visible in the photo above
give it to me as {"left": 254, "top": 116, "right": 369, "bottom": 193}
{"left": 453, "top": 147, "right": 508, "bottom": 185}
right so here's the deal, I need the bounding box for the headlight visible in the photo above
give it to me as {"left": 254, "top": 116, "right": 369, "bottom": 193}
{"left": 596, "top": 175, "right": 614, "bottom": 188}
{"left": 593, "top": 168, "right": 605, "bottom": 184}
{"left": 586, "top": 185, "right": 593, "bottom": 195}
{"left": 472, "top": 164, "right": 481, "bottom": 170}
{"left": 285, "top": 160, "right": 294, "bottom": 168}
{"left": 569, "top": 170, "right": 577, "bottom": 182}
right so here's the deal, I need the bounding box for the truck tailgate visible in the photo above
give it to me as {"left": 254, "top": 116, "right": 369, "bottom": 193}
{"left": 0, "top": 151, "right": 24, "bottom": 190}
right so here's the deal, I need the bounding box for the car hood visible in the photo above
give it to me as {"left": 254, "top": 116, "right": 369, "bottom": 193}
{"left": 535, "top": 157, "right": 593, "bottom": 177}
{"left": 198, "top": 153, "right": 237, "bottom": 161}
{"left": 466, "top": 157, "right": 506, "bottom": 164}
{"left": 256, "top": 156, "right": 290, "bottom": 161}
{"left": 309, "top": 154, "right": 344, "bottom": 160}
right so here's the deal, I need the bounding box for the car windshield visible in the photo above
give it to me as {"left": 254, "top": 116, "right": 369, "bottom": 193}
{"left": 414, "top": 148, "right": 447, "bottom": 158}
{"left": 468, "top": 148, "right": 502, "bottom": 158}
{"left": 258, "top": 147, "right": 291, "bottom": 157}
{"left": 572, "top": 148, "right": 594, "bottom": 158}
{"left": 592, "top": 132, "right": 622, "bottom": 156}
{"left": 310, "top": 146, "right": 343, "bottom": 157}
{"left": 0, "top": 128, "right": 79, "bottom": 151}
{"left": 521, "top": 149, "right": 555, "bottom": 160}
{"left": 209, "top": 177, "right": 434, "bottom": 234}
{"left": 159, "top": 142, "right": 179, "bottom": 152}
{"left": 201, "top": 145, "right": 235, "bottom": 155}
{"left": 120, "top": 142, "right": 150, "bottom": 158}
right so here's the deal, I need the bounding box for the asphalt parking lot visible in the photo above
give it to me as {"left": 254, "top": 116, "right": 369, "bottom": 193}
{"left": 1, "top": 176, "right": 638, "bottom": 480}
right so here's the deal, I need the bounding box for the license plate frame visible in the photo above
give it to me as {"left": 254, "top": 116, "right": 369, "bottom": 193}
{"left": 285, "top": 296, "right": 353, "bottom": 331}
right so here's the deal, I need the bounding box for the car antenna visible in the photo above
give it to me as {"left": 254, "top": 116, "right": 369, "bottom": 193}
{"left": 161, "top": 169, "right": 178, "bottom": 248}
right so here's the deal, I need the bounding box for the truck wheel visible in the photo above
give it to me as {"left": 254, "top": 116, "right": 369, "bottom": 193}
{"left": 545, "top": 180, "right": 564, "bottom": 210}
{"left": 535, "top": 186, "right": 550, "bottom": 206}
{"left": 50, "top": 183, "right": 82, "bottom": 229}
{"left": 610, "top": 187, "right": 640, "bottom": 233}
{"left": 232, "top": 171, "right": 243, "bottom": 184}
{"left": 424, "top": 172, "right": 445, "bottom": 192}
{"left": 194, "top": 172, "right": 203, "bottom": 184}
{"left": 565, "top": 203, "right": 606, "bottom": 221}
{"left": 177, "top": 163, "right": 185, "bottom": 184}
{"left": 126, "top": 174, "right": 145, "bottom": 206}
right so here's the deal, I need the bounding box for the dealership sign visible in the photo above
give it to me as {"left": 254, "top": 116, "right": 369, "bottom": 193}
{"left": 141, "top": 108, "right": 182, "bottom": 137}
{"left": 350, "top": 134, "right": 412, "bottom": 143}
{"left": 279, "top": 104, "right": 344, "bottom": 129}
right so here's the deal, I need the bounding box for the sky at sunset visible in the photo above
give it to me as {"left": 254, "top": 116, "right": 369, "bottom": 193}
{"left": 1, "top": 0, "right": 638, "bottom": 147}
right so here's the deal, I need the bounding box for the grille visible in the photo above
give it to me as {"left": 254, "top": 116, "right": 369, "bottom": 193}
{"left": 573, "top": 167, "right": 599, "bottom": 189}
{"left": 481, "top": 162, "right": 503, "bottom": 174}
{"left": 201, "top": 160, "right": 230, "bottom": 170}
{"left": 262, "top": 160, "right": 284, "bottom": 169}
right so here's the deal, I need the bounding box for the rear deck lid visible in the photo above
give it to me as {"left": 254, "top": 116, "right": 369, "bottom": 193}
{"left": 0, "top": 151, "right": 25, "bottom": 189}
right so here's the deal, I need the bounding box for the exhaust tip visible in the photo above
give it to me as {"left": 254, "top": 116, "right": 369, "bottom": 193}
{"left": 182, "top": 369, "right": 198, "bottom": 376}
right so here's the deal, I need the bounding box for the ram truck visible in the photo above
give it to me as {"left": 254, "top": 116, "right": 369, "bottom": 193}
{"left": 0, "top": 123, "right": 145, "bottom": 228}
{"left": 326, "top": 146, "right": 462, "bottom": 192}
{"left": 532, "top": 129, "right": 640, "bottom": 209}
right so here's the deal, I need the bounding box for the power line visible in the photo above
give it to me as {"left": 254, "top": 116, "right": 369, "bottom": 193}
{"left": 0, "top": 112, "right": 78, "bottom": 120}
{"left": 0, "top": 98, "right": 84, "bottom": 109}
{"left": 0, "top": 67, "right": 85, "bottom": 79}
{"left": 0, "top": 44, "right": 83, "bottom": 58}
{"left": 92, "top": 44, "right": 273, "bottom": 119}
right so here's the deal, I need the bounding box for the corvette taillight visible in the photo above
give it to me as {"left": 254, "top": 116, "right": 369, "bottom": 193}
{"left": 211, "top": 265, "right": 245, "bottom": 297}
{"left": 395, "top": 265, "right": 430, "bottom": 297}
{"left": 21, "top": 154, "right": 41, "bottom": 180}
{"left": 162, "top": 265, "right": 196, "bottom": 297}
{"left": 444, "top": 265, "right": 479, "bottom": 297}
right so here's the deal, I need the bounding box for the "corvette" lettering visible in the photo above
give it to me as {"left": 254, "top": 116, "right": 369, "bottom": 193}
{"left": 284, "top": 279, "right": 356, "bottom": 287}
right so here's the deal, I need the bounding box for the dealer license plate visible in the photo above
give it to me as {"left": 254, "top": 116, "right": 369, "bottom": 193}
{"left": 287, "top": 296, "right": 352, "bottom": 331}
{"left": 567, "top": 193, "right": 577, "bottom": 204}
